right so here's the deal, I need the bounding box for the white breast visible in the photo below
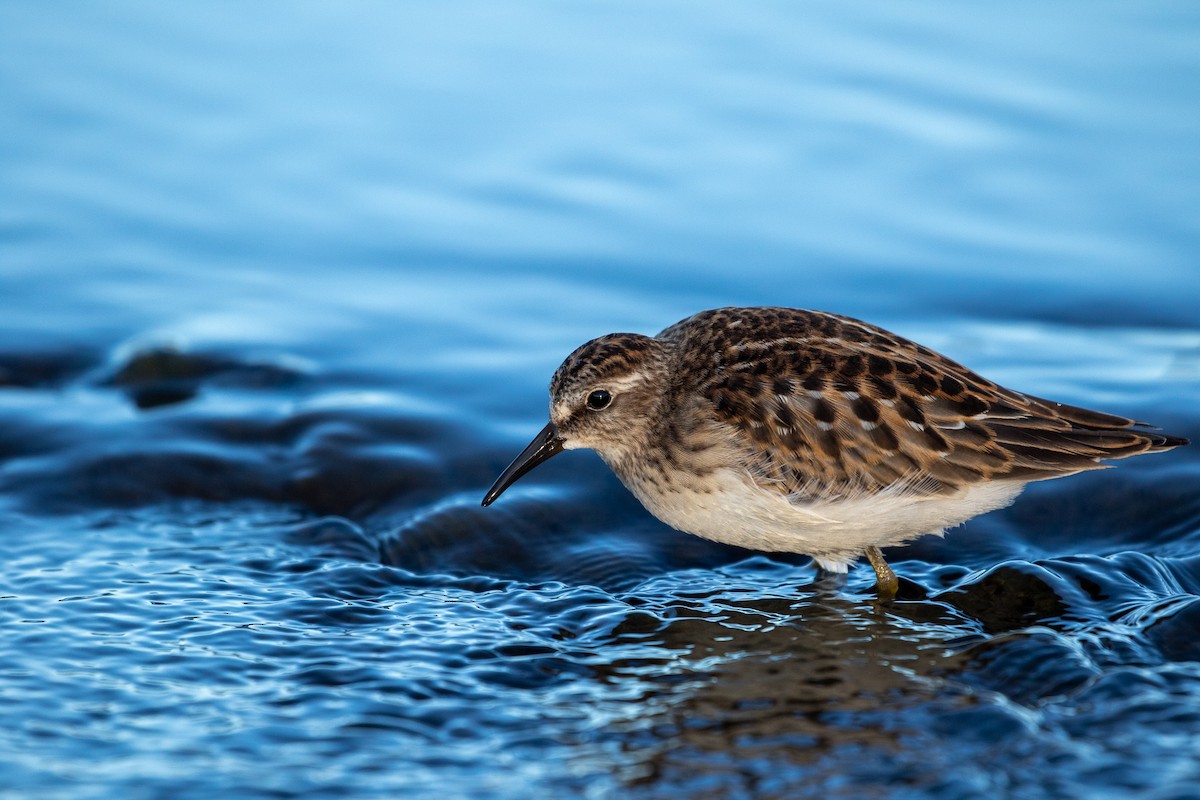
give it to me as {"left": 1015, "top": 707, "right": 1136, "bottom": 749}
{"left": 622, "top": 467, "right": 1025, "bottom": 571}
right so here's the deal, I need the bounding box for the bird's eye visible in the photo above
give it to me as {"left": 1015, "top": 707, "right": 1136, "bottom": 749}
{"left": 585, "top": 389, "right": 612, "bottom": 411}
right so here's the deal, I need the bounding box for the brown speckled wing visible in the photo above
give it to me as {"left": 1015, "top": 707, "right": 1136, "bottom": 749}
{"left": 660, "top": 307, "right": 1184, "bottom": 500}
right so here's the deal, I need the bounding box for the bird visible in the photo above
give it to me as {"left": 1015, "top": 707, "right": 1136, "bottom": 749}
{"left": 481, "top": 306, "right": 1187, "bottom": 597}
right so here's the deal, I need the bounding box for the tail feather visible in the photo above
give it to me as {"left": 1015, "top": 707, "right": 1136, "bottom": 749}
{"left": 1145, "top": 432, "right": 1190, "bottom": 450}
{"left": 982, "top": 403, "right": 1187, "bottom": 483}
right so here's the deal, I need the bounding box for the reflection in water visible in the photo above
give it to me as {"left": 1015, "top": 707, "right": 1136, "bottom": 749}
{"left": 595, "top": 559, "right": 1200, "bottom": 797}
{"left": 608, "top": 591, "right": 978, "bottom": 794}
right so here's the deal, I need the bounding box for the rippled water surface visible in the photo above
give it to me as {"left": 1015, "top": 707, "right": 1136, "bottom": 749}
{"left": 3, "top": 3, "right": 1200, "bottom": 798}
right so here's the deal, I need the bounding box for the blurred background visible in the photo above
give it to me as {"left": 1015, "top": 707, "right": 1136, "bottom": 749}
{"left": 1, "top": 2, "right": 1198, "bottom": 798}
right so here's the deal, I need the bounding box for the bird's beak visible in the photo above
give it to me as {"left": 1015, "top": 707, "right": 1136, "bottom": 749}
{"left": 481, "top": 422, "right": 565, "bottom": 506}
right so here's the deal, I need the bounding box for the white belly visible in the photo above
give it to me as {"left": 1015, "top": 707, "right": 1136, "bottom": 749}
{"left": 622, "top": 467, "right": 1024, "bottom": 571}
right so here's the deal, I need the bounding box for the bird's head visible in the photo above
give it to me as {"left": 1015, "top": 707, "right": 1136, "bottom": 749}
{"left": 482, "top": 333, "right": 669, "bottom": 506}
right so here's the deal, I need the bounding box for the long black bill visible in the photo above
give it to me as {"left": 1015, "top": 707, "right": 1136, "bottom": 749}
{"left": 481, "top": 422, "right": 565, "bottom": 507}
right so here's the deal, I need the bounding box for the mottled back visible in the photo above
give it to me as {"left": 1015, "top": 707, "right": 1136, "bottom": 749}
{"left": 658, "top": 307, "right": 1184, "bottom": 500}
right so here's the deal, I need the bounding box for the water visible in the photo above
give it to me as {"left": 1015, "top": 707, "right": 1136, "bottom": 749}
{"left": 2, "top": 2, "right": 1199, "bottom": 797}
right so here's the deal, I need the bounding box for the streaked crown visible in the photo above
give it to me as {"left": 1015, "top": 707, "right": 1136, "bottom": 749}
{"left": 548, "top": 333, "right": 669, "bottom": 457}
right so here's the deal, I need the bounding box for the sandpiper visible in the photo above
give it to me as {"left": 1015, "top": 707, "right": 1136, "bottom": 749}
{"left": 482, "top": 307, "right": 1187, "bottom": 596}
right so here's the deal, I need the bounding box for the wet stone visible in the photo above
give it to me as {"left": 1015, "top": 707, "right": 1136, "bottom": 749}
{"left": 102, "top": 346, "right": 309, "bottom": 409}
{"left": 939, "top": 562, "right": 1071, "bottom": 634}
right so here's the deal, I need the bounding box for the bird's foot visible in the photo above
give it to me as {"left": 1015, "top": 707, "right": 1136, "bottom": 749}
{"left": 865, "top": 546, "right": 899, "bottom": 601}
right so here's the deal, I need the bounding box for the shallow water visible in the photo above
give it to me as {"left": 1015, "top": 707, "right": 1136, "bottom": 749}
{"left": 2, "top": 2, "right": 1199, "bottom": 798}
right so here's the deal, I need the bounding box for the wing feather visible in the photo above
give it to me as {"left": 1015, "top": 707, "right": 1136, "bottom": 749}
{"left": 662, "top": 307, "right": 1187, "bottom": 501}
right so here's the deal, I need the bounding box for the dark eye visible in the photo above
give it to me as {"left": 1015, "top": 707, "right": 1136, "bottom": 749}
{"left": 586, "top": 389, "right": 612, "bottom": 410}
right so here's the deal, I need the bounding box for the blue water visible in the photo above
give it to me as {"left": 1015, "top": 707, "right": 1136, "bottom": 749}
{"left": 2, "top": 2, "right": 1199, "bottom": 798}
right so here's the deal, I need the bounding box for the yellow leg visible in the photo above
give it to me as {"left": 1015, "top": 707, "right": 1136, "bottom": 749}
{"left": 865, "top": 546, "right": 899, "bottom": 599}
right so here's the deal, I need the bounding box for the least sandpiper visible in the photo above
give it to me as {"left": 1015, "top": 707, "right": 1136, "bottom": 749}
{"left": 482, "top": 307, "right": 1187, "bottom": 596}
